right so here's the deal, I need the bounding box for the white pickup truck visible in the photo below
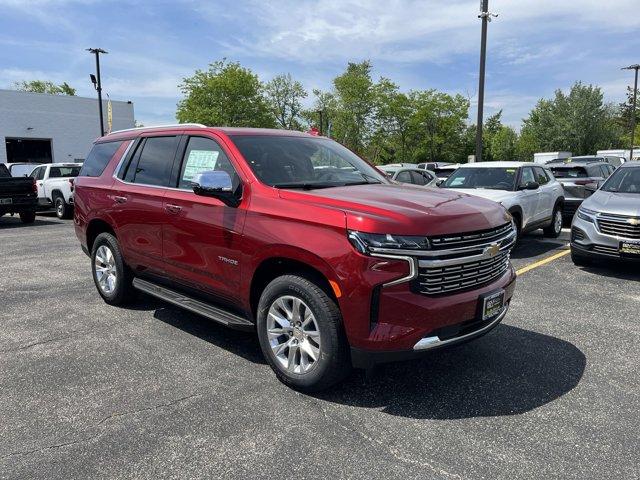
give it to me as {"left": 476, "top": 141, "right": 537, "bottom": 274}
{"left": 29, "top": 163, "right": 82, "bottom": 219}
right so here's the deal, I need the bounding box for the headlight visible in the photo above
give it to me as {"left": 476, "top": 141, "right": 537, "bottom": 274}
{"left": 348, "top": 231, "right": 430, "bottom": 254}
{"left": 576, "top": 206, "right": 597, "bottom": 223}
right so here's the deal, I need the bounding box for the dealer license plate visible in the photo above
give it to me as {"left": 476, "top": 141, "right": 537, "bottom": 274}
{"left": 481, "top": 290, "right": 505, "bottom": 321}
{"left": 0, "top": 198, "right": 12, "bottom": 205}
{"left": 619, "top": 240, "right": 640, "bottom": 256}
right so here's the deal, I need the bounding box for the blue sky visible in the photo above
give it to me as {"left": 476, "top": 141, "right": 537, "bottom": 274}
{"left": 1, "top": 0, "right": 639, "bottom": 129}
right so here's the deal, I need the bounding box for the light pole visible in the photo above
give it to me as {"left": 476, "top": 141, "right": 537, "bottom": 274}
{"left": 475, "top": 0, "right": 497, "bottom": 162}
{"left": 622, "top": 64, "right": 639, "bottom": 161}
{"left": 87, "top": 48, "right": 108, "bottom": 136}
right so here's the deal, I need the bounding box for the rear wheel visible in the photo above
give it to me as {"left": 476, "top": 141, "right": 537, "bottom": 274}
{"left": 55, "top": 195, "right": 71, "bottom": 219}
{"left": 544, "top": 206, "right": 563, "bottom": 238}
{"left": 257, "top": 275, "right": 351, "bottom": 392}
{"left": 91, "top": 232, "right": 135, "bottom": 305}
{"left": 19, "top": 211, "right": 36, "bottom": 224}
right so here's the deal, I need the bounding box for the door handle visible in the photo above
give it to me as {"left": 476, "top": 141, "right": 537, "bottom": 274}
{"left": 165, "top": 204, "right": 182, "bottom": 214}
{"left": 113, "top": 195, "right": 128, "bottom": 204}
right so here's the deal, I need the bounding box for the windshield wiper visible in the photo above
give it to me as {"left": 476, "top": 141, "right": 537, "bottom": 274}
{"left": 272, "top": 182, "right": 339, "bottom": 190}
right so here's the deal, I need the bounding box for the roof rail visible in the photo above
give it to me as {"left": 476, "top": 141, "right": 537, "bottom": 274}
{"left": 108, "top": 123, "right": 207, "bottom": 135}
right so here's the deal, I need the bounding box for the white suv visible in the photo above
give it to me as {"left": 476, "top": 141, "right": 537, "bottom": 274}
{"left": 441, "top": 161, "right": 565, "bottom": 239}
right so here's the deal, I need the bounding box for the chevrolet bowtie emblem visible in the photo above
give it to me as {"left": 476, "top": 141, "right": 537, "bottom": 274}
{"left": 485, "top": 243, "right": 500, "bottom": 258}
{"left": 628, "top": 218, "right": 640, "bottom": 226}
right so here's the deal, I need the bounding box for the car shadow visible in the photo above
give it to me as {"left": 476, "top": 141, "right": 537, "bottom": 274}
{"left": 315, "top": 325, "right": 586, "bottom": 420}
{"left": 576, "top": 262, "right": 640, "bottom": 281}
{"left": 510, "top": 232, "right": 568, "bottom": 259}
{"left": 0, "top": 217, "right": 61, "bottom": 229}
{"left": 151, "top": 302, "right": 265, "bottom": 365}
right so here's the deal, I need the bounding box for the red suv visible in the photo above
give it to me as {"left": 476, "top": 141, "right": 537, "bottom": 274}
{"left": 74, "top": 124, "right": 517, "bottom": 391}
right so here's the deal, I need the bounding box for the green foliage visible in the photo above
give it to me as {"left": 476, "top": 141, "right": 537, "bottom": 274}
{"left": 264, "top": 73, "right": 307, "bottom": 130}
{"left": 176, "top": 60, "right": 275, "bottom": 128}
{"left": 490, "top": 126, "right": 518, "bottom": 161}
{"left": 14, "top": 80, "right": 76, "bottom": 96}
{"left": 521, "top": 82, "right": 621, "bottom": 156}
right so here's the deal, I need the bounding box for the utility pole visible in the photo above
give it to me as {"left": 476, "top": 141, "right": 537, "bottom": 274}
{"left": 87, "top": 48, "right": 108, "bottom": 136}
{"left": 622, "top": 64, "right": 639, "bottom": 161}
{"left": 475, "top": 1, "right": 497, "bottom": 162}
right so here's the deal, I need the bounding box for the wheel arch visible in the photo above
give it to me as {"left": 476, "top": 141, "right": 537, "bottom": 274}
{"left": 86, "top": 218, "right": 116, "bottom": 253}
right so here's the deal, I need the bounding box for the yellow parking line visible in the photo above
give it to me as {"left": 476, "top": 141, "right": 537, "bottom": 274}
{"left": 516, "top": 249, "right": 571, "bottom": 276}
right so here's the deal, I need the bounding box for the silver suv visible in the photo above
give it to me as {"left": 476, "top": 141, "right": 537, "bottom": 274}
{"left": 571, "top": 162, "right": 640, "bottom": 265}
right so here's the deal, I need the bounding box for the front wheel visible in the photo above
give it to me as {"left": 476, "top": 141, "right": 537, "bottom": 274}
{"left": 544, "top": 206, "right": 563, "bottom": 238}
{"left": 91, "top": 232, "right": 135, "bottom": 305}
{"left": 257, "top": 275, "right": 351, "bottom": 392}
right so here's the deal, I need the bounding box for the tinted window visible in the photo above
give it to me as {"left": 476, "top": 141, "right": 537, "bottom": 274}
{"left": 80, "top": 141, "right": 123, "bottom": 177}
{"left": 396, "top": 171, "right": 412, "bottom": 183}
{"left": 520, "top": 167, "right": 535, "bottom": 186}
{"left": 178, "top": 136, "right": 238, "bottom": 190}
{"left": 533, "top": 167, "right": 549, "bottom": 185}
{"left": 410, "top": 171, "right": 426, "bottom": 185}
{"left": 586, "top": 166, "right": 603, "bottom": 178}
{"left": 49, "top": 166, "right": 81, "bottom": 178}
{"left": 127, "top": 136, "right": 177, "bottom": 187}
{"left": 599, "top": 165, "right": 611, "bottom": 178}
{"left": 32, "top": 167, "right": 45, "bottom": 180}
{"left": 550, "top": 167, "right": 588, "bottom": 178}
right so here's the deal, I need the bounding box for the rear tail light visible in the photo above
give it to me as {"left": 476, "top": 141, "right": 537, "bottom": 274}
{"left": 69, "top": 178, "right": 75, "bottom": 192}
{"left": 31, "top": 178, "right": 37, "bottom": 194}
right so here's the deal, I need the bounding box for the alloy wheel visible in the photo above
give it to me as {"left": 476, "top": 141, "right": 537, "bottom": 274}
{"left": 554, "top": 210, "right": 562, "bottom": 234}
{"left": 266, "top": 295, "right": 321, "bottom": 374}
{"left": 94, "top": 245, "right": 117, "bottom": 294}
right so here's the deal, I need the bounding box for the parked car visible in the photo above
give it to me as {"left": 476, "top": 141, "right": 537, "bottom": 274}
{"left": 377, "top": 165, "right": 438, "bottom": 187}
{"left": 74, "top": 125, "right": 517, "bottom": 391}
{"left": 432, "top": 164, "right": 460, "bottom": 180}
{"left": 7, "top": 162, "right": 41, "bottom": 177}
{"left": 417, "top": 161, "right": 453, "bottom": 170}
{"left": 441, "top": 162, "right": 565, "bottom": 239}
{"left": 0, "top": 163, "right": 38, "bottom": 223}
{"left": 560, "top": 155, "right": 622, "bottom": 167}
{"left": 534, "top": 151, "right": 571, "bottom": 164}
{"left": 571, "top": 162, "right": 640, "bottom": 265}
{"left": 547, "top": 161, "right": 614, "bottom": 222}
{"left": 29, "top": 163, "right": 82, "bottom": 219}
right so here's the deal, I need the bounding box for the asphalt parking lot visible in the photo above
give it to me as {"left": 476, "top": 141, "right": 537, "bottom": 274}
{"left": 1, "top": 215, "right": 638, "bottom": 480}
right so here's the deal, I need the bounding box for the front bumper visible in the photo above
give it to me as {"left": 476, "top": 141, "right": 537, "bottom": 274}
{"left": 571, "top": 215, "right": 640, "bottom": 262}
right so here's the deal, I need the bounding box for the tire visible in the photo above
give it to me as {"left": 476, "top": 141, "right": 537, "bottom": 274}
{"left": 54, "top": 195, "right": 72, "bottom": 219}
{"left": 91, "top": 232, "right": 135, "bottom": 306}
{"left": 571, "top": 248, "right": 592, "bottom": 267}
{"left": 543, "top": 205, "right": 563, "bottom": 238}
{"left": 256, "top": 275, "right": 351, "bottom": 392}
{"left": 19, "top": 211, "right": 36, "bottom": 224}
{"left": 511, "top": 213, "right": 522, "bottom": 243}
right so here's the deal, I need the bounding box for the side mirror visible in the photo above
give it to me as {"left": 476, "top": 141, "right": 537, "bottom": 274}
{"left": 192, "top": 170, "right": 241, "bottom": 207}
{"left": 436, "top": 179, "right": 445, "bottom": 187}
{"left": 521, "top": 181, "right": 539, "bottom": 190}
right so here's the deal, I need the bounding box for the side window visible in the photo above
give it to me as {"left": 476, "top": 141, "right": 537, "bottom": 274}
{"left": 35, "top": 167, "right": 46, "bottom": 181}
{"left": 599, "top": 165, "right": 610, "bottom": 178}
{"left": 410, "top": 171, "right": 426, "bottom": 185}
{"left": 520, "top": 167, "right": 535, "bottom": 186}
{"left": 127, "top": 136, "right": 178, "bottom": 187}
{"left": 80, "top": 141, "right": 123, "bottom": 177}
{"left": 587, "top": 166, "right": 602, "bottom": 178}
{"left": 177, "top": 136, "right": 238, "bottom": 190}
{"left": 533, "top": 167, "right": 549, "bottom": 185}
{"left": 395, "top": 171, "right": 412, "bottom": 184}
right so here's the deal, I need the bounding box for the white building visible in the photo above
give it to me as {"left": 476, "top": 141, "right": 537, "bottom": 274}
{"left": 0, "top": 89, "right": 135, "bottom": 164}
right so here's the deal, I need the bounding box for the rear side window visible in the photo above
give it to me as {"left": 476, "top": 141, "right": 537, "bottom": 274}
{"left": 396, "top": 171, "right": 412, "bottom": 183}
{"left": 122, "top": 136, "right": 178, "bottom": 187}
{"left": 533, "top": 166, "right": 549, "bottom": 185}
{"left": 80, "top": 141, "right": 123, "bottom": 177}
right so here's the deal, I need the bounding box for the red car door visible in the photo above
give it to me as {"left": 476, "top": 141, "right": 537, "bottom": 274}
{"left": 110, "top": 135, "right": 179, "bottom": 274}
{"left": 161, "top": 134, "right": 247, "bottom": 303}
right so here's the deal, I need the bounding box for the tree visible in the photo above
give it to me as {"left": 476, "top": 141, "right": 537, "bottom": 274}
{"left": 14, "top": 80, "right": 76, "bottom": 96}
{"left": 490, "top": 126, "right": 518, "bottom": 161}
{"left": 618, "top": 86, "right": 640, "bottom": 147}
{"left": 264, "top": 73, "right": 307, "bottom": 130}
{"left": 521, "top": 82, "right": 620, "bottom": 155}
{"left": 176, "top": 60, "right": 275, "bottom": 128}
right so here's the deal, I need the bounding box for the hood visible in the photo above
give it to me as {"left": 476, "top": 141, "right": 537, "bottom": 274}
{"left": 583, "top": 191, "right": 640, "bottom": 217}
{"left": 278, "top": 183, "right": 511, "bottom": 236}
{"left": 442, "top": 188, "right": 514, "bottom": 204}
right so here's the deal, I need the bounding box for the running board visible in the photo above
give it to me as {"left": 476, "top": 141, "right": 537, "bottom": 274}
{"left": 132, "top": 278, "right": 254, "bottom": 331}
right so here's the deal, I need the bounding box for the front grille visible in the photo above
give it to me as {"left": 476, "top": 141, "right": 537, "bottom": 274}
{"left": 592, "top": 244, "right": 619, "bottom": 256}
{"left": 417, "top": 250, "right": 510, "bottom": 295}
{"left": 429, "top": 223, "right": 513, "bottom": 250}
{"left": 597, "top": 214, "right": 640, "bottom": 239}
{"left": 571, "top": 227, "right": 585, "bottom": 242}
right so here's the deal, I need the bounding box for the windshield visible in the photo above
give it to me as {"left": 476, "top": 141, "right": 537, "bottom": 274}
{"left": 550, "top": 167, "right": 588, "bottom": 178}
{"left": 601, "top": 167, "right": 640, "bottom": 194}
{"left": 229, "top": 135, "right": 387, "bottom": 189}
{"left": 442, "top": 167, "right": 517, "bottom": 190}
{"left": 49, "top": 166, "right": 81, "bottom": 178}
